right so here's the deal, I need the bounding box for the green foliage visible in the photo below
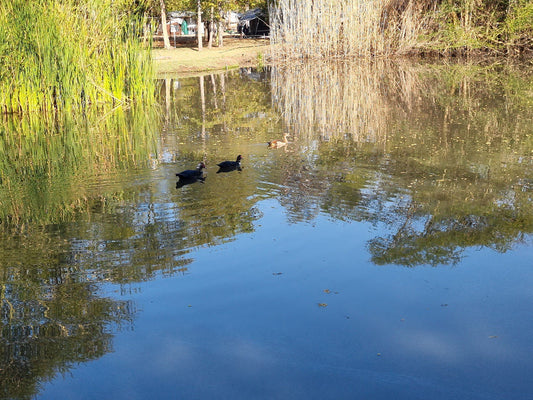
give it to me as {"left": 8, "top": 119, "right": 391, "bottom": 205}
{"left": 144, "top": 0, "right": 267, "bottom": 15}
{"left": 419, "top": 0, "right": 533, "bottom": 53}
{"left": 506, "top": 0, "right": 533, "bottom": 40}
{"left": 0, "top": 0, "right": 155, "bottom": 114}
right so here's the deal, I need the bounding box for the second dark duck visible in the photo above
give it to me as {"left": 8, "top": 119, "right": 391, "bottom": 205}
{"left": 217, "top": 155, "right": 242, "bottom": 173}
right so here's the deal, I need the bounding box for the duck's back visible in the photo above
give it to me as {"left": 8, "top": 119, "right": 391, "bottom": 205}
{"left": 217, "top": 160, "right": 236, "bottom": 168}
{"left": 177, "top": 169, "right": 198, "bottom": 179}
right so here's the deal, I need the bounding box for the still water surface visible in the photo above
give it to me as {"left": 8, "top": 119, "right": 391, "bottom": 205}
{"left": 1, "top": 62, "right": 532, "bottom": 399}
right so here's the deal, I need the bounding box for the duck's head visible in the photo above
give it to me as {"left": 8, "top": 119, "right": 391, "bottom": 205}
{"left": 197, "top": 162, "right": 206, "bottom": 169}
{"left": 236, "top": 155, "right": 242, "bottom": 162}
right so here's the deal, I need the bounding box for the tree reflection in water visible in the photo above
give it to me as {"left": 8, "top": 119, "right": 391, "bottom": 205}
{"left": 270, "top": 61, "right": 533, "bottom": 266}
{"left": 0, "top": 62, "right": 532, "bottom": 398}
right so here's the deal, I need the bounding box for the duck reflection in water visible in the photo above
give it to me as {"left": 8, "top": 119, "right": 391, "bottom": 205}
{"left": 176, "top": 162, "right": 206, "bottom": 188}
{"left": 176, "top": 176, "right": 206, "bottom": 188}
{"left": 216, "top": 155, "right": 242, "bottom": 173}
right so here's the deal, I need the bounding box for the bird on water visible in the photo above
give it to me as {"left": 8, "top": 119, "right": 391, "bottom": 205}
{"left": 176, "top": 162, "right": 206, "bottom": 180}
{"left": 216, "top": 155, "right": 242, "bottom": 173}
{"left": 268, "top": 133, "right": 289, "bottom": 149}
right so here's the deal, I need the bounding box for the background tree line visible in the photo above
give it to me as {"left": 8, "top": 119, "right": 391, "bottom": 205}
{"left": 143, "top": 0, "right": 268, "bottom": 50}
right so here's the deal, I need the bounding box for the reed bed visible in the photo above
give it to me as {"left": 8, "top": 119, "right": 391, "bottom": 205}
{"left": 269, "top": 0, "right": 428, "bottom": 59}
{"left": 0, "top": 0, "right": 155, "bottom": 114}
{"left": 269, "top": 0, "right": 533, "bottom": 58}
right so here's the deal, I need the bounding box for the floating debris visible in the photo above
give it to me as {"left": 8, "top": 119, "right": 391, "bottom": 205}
{"left": 318, "top": 303, "right": 328, "bottom": 307}
{"left": 272, "top": 272, "right": 283, "bottom": 276}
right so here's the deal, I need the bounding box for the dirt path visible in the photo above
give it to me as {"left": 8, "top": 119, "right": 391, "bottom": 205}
{"left": 152, "top": 37, "right": 270, "bottom": 77}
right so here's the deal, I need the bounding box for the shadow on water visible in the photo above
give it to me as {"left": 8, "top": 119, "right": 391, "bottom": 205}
{"left": 0, "top": 62, "right": 532, "bottom": 399}
{"left": 216, "top": 165, "right": 242, "bottom": 173}
{"left": 176, "top": 176, "right": 206, "bottom": 187}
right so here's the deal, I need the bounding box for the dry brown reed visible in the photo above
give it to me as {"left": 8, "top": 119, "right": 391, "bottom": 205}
{"left": 269, "top": 0, "right": 429, "bottom": 59}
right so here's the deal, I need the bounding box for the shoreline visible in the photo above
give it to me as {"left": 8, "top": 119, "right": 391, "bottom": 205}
{"left": 152, "top": 37, "right": 533, "bottom": 78}
{"left": 152, "top": 37, "right": 270, "bottom": 77}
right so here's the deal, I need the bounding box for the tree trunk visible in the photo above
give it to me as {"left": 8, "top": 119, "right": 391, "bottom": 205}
{"left": 197, "top": 0, "right": 203, "bottom": 51}
{"left": 160, "top": 0, "right": 171, "bottom": 49}
{"left": 208, "top": 7, "right": 214, "bottom": 49}
{"left": 218, "top": 7, "right": 223, "bottom": 47}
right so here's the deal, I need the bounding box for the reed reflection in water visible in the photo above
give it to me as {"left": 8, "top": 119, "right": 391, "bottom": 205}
{"left": 270, "top": 61, "right": 533, "bottom": 265}
{"left": 0, "top": 63, "right": 532, "bottom": 400}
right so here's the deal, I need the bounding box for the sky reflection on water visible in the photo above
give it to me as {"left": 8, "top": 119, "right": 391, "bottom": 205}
{"left": 1, "top": 62, "right": 532, "bottom": 400}
{"left": 38, "top": 199, "right": 532, "bottom": 400}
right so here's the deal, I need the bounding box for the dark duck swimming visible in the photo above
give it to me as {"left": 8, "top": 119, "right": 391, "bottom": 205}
{"left": 216, "top": 155, "right": 242, "bottom": 173}
{"left": 176, "top": 162, "right": 206, "bottom": 180}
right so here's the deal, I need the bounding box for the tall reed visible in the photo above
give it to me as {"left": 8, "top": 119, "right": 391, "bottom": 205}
{"left": 0, "top": 0, "right": 155, "bottom": 114}
{"left": 269, "top": 0, "right": 428, "bottom": 59}
{"left": 269, "top": 0, "right": 533, "bottom": 58}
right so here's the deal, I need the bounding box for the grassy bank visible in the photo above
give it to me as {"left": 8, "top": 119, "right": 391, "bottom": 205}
{"left": 152, "top": 38, "right": 269, "bottom": 77}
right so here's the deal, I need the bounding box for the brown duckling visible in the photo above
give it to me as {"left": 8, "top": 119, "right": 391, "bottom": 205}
{"left": 268, "top": 133, "right": 289, "bottom": 149}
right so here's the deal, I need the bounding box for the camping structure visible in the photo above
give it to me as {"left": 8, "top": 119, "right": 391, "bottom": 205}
{"left": 238, "top": 8, "right": 269, "bottom": 37}
{"left": 167, "top": 11, "right": 198, "bottom": 35}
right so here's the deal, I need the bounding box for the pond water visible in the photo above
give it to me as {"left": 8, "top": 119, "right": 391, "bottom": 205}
{"left": 1, "top": 61, "right": 532, "bottom": 400}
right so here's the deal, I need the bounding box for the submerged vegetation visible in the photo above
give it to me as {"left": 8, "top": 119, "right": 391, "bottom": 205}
{"left": 270, "top": 0, "right": 533, "bottom": 58}
{"left": 0, "top": 0, "right": 155, "bottom": 114}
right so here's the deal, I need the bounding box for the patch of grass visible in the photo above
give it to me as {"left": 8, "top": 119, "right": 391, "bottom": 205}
{"left": 152, "top": 38, "right": 270, "bottom": 76}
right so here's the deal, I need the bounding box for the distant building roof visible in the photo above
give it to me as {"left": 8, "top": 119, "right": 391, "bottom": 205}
{"left": 238, "top": 8, "right": 265, "bottom": 22}
{"left": 168, "top": 11, "right": 195, "bottom": 19}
